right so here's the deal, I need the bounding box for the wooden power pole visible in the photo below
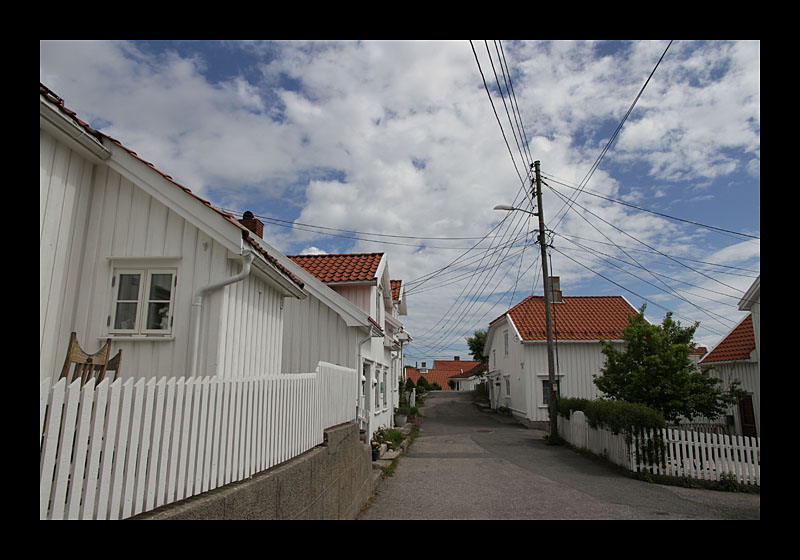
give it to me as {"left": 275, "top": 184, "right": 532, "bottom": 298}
{"left": 533, "top": 160, "right": 559, "bottom": 441}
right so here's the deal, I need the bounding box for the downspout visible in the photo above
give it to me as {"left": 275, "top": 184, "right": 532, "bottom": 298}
{"left": 188, "top": 250, "right": 255, "bottom": 379}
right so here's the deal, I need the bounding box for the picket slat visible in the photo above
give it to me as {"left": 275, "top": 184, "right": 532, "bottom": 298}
{"left": 81, "top": 377, "right": 109, "bottom": 519}
{"left": 66, "top": 379, "right": 96, "bottom": 518}
{"left": 145, "top": 378, "right": 166, "bottom": 512}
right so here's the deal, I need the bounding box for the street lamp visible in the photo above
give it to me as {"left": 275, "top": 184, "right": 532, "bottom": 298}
{"left": 492, "top": 204, "right": 537, "bottom": 215}
{"left": 494, "top": 160, "right": 559, "bottom": 442}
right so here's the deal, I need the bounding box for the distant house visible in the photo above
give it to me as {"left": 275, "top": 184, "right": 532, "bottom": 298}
{"left": 406, "top": 357, "right": 483, "bottom": 391}
{"left": 40, "top": 84, "right": 307, "bottom": 386}
{"left": 448, "top": 362, "right": 488, "bottom": 391}
{"left": 485, "top": 279, "right": 639, "bottom": 428}
{"left": 286, "top": 253, "right": 411, "bottom": 435}
{"left": 699, "top": 275, "right": 760, "bottom": 437}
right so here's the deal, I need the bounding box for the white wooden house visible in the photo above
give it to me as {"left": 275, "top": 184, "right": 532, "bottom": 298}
{"left": 485, "top": 279, "right": 639, "bottom": 428}
{"left": 699, "top": 275, "right": 760, "bottom": 437}
{"left": 285, "top": 253, "right": 410, "bottom": 436}
{"left": 41, "top": 83, "right": 411, "bottom": 520}
{"left": 40, "top": 83, "right": 309, "bottom": 385}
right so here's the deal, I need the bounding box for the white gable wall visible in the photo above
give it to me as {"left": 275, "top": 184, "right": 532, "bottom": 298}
{"left": 40, "top": 125, "right": 288, "bottom": 384}
{"left": 282, "top": 293, "right": 362, "bottom": 373}
{"left": 486, "top": 314, "right": 625, "bottom": 424}
{"left": 521, "top": 339, "right": 624, "bottom": 423}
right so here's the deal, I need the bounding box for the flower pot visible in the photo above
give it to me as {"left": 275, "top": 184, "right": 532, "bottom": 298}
{"left": 394, "top": 413, "right": 408, "bottom": 427}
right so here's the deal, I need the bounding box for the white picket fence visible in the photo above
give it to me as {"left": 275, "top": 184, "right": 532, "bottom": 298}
{"left": 559, "top": 411, "right": 760, "bottom": 487}
{"left": 40, "top": 362, "right": 358, "bottom": 520}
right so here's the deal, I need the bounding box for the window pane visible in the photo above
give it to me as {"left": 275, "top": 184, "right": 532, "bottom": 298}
{"left": 114, "top": 302, "right": 138, "bottom": 330}
{"left": 118, "top": 274, "right": 140, "bottom": 301}
{"left": 146, "top": 302, "right": 170, "bottom": 330}
{"left": 149, "top": 273, "right": 172, "bottom": 301}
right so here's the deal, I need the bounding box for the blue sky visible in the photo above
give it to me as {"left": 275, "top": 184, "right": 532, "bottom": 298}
{"left": 40, "top": 40, "right": 760, "bottom": 360}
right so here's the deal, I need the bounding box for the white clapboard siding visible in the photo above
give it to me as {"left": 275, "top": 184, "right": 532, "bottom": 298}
{"left": 40, "top": 362, "right": 358, "bottom": 520}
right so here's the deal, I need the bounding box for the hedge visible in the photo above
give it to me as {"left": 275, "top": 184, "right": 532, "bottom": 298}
{"left": 557, "top": 397, "right": 667, "bottom": 467}
{"left": 557, "top": 397, "right": 665, "bottom": 435}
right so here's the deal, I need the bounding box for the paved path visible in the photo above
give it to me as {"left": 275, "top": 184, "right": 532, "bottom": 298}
{"left": 358, "top": 391, "right": 760, "bottom": 520}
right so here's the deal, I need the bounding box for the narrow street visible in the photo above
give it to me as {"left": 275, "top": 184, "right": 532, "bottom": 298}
{"left": 358, "top": 391, "right": 760, "bottom": 520}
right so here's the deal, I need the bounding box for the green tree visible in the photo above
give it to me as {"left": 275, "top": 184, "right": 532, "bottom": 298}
{"left": 594, "top": 305, "right": 746, "bottom": 423}
{"left": 466, "top": 329, "right": 488, "bottom": 364}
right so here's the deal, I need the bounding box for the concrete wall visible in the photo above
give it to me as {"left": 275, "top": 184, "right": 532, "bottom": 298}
{"left": 132, "top": 422, "right": 377, "bottom": 520}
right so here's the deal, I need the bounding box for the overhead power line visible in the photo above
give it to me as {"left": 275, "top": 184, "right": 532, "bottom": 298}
{"left": 543, "top": 174, "right": 760, "bottom": 241}
{"left": 551, "top": 40, "right": 674, "bottom": 232}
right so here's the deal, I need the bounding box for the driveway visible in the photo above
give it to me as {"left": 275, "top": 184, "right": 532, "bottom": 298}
{"left": 358, "top": 391, "right": 760, "bottom": 520}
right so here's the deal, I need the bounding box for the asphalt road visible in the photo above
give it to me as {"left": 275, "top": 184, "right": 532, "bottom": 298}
{"left": 358, "top": 391, "right": 760, "bottom": 520}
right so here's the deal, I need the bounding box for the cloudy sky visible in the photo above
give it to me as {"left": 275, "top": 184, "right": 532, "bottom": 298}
{"left": 40, "top": 40, "right": 760, "bottom": 361}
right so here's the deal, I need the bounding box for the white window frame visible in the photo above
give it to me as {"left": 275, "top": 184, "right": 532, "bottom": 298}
{"left": 382, "top": 367, "right": 388, "bottom": 408}
{"left": 109, "top": 266, "right": 177, "bottom": 336}
{"left": 504, "top": 330, "right": 509, "bottom": 356}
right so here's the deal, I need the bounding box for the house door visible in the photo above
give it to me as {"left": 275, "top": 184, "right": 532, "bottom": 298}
{"left": 738, "top": 395, "right": 757, "bottom": 438}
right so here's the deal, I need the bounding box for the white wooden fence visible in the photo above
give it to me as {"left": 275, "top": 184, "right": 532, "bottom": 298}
{"left": 559, "top": 411, "right": 760, "bottom": 487}
{"left": 40, "top": 362, "right": 358, "bottom": 520}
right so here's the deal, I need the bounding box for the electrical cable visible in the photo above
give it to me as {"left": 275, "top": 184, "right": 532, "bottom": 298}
{"left": 542, "top": 174, "right": 760, "bottom": 241}
{"left": 550, "top": 40, "right": 673, "bottom": 232}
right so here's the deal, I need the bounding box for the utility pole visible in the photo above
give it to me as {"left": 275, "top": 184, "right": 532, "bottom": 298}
{"left": 533, "top": 160, "right": 558, "bottom": 441}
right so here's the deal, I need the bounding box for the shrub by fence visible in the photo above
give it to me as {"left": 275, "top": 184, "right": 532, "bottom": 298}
{"left": 40, "top": 362, "right": 358, "bottom": 520}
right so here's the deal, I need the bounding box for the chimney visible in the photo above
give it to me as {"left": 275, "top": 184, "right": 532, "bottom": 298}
{"left": 239, "top": 211, "right": 264, "bottom": 238}
{"left": 549, "top": 276, "right": 563, "bottom": 303}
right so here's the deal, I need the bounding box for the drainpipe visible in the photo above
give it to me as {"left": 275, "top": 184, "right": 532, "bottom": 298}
{"left": 188, "top": 250, "right": 255, "bottom": 379}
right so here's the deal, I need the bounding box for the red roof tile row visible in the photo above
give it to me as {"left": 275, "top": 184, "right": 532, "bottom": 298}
{"left": 287, "top": 253, "right": 383, "bottom": 283}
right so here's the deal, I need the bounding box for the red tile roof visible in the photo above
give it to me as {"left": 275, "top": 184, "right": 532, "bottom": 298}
{"left": 433, "top": 358, "right": 482, "bottom": 371}
{"left": 287, "top": 253, "right": 383, "bottom": 283}
{"left": 449, "top": 362, "right": 488, "bottom": 379}
{"left": 700, "top": 314, "right": 755, "bottom": 363}
{"left": 391, "top": 280, "right": 402, "bottom": 301}
{"left": 493, "top": 296, "right": 639, "bottom": 341}
{"left": 405, "top": 367, "right": 455, "bottom": 391}
{"left": 405, "top": 359, "right": 485, "bottom": 390}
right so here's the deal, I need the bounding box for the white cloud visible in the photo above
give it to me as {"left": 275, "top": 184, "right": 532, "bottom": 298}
{"left": 40, "top": 39, "right": 759, "bottom": 357}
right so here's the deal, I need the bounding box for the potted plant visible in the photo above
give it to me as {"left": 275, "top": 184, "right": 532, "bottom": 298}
{"left": 394, "top": 406, "right": 411, "bottom": 427}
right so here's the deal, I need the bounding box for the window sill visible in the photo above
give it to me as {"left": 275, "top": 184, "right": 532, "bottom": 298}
{"left": 102, "top": 335, "right": 175, "bottom": 342}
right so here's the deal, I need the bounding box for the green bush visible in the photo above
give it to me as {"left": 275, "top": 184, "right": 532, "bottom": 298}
{"left": 558, "top": 398, "right": 665, "bottom": 435}
{"left": 558, "top": 397, "right": 667, "bottom": 467}
{"left": 557, "top": 397, "right": 592, "bottom": 418}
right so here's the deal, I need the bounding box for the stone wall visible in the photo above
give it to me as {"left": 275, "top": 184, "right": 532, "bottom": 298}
{"left": 132, "top": 421, "right": 377, "bottom": 520}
